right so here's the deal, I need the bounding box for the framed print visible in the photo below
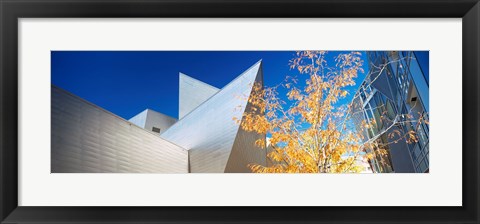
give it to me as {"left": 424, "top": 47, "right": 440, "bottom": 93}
{"left": 1, "top": 0, "right": 479, "bottom": 223}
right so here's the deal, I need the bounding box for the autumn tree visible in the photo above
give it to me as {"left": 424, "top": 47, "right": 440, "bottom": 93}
{"left": 235, "top": 51, "right": 428, "bottom": 173}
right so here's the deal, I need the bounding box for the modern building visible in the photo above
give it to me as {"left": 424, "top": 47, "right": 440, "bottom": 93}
{"left": 351, "top": 51, "right": 429, "bottom": 173}
{"left": 51, "top": 61, "right": 267, "bottom": 173}
{"left": 128, "top": 109, "right": 177, "bottom": 135}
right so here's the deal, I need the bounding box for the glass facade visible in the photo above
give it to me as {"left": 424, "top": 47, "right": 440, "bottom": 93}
{"left": 352, "top": 51, "right": 429, "bottom": 173}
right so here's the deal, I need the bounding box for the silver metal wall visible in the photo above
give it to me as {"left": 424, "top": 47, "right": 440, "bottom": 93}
{"left": 128, "top": 109, "right": 148, "bottom": 129}
{"left": 129, "top": 109, "right": 177, "bottom": 135}
{"left": 51, "top": 86, "right": 188, "bottom": 173}
{"left": 178, "top": 73, "right": 219, "bottom": 119}
{"left": 162, "top": 61, "right": 266, "bottom": 173}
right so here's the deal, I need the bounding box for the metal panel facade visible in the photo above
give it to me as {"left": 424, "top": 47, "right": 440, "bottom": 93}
{"left": 128, "top": 109, "right": 148, "bottom": 129}
{"left": 224, "top": 127, "right": 267, "bottom": 173}
{"left": 178, "top": 73, "right": 219, "bottom": 119}
{"left": 129, "top": 109, "right": 177, "bottom": 135}
{"left": 51, "top": 86, "right": 188, "bottom": 173}
{"left": 161, "top": 61, "right": 264, "bottom": 173}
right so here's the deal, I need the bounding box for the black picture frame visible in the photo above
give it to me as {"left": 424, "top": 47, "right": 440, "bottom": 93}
{"left": 1, "top": 0, "right": 479, "bottom": 223}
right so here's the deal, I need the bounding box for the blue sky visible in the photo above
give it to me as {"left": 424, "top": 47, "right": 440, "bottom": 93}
{"left": 51, "top": 51, "right": 368, "bottom": 120}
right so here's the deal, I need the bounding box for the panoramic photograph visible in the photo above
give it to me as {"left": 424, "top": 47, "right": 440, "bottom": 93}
{"left": 51, "top": 51, "right": 429, "bottom": 173}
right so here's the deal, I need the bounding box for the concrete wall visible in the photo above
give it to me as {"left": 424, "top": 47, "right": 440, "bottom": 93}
{"left": 51, "top": 86, "right": 188, "bottom": 173}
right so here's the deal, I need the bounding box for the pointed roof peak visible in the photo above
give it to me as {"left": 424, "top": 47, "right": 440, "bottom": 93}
{"left": 179, "top": 72, "right": 219, "bottom": 90}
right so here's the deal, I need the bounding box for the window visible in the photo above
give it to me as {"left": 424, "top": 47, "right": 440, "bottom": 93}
{"left": 386, "top": 100, "right": 396, "bottom": 120}
{"left": 416, "top": 124, "right": 429, "bottom": 149}
{"left": 375, "top": 137, "right": 394, "bottom": 173}
{"left": 417, "top": 158, "right": 428, "bottom": 173}
{"left": 373, "top": 106, "right": 383, "bottom": 131}
{"left": 413, "top": 144, "right": 421, "bottom": 161}
{"left": 152, "top": 127, "right": 161, "bottom": 133}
